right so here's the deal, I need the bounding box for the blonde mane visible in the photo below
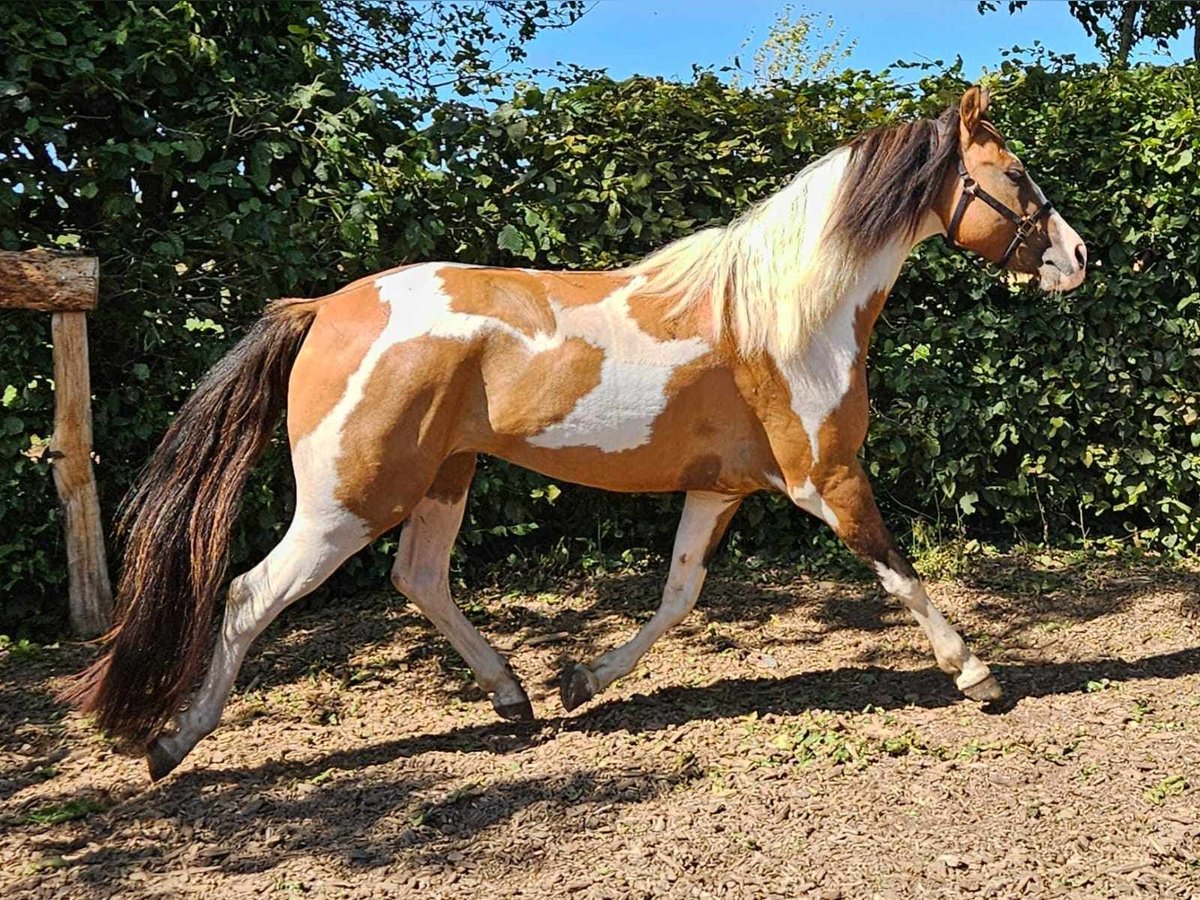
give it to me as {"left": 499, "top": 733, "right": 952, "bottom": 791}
{"left": 627, "top": 148, "right": 860, "bottom": 362}
{"left": 627, "top": 111, "right": 958, "bottom": 362}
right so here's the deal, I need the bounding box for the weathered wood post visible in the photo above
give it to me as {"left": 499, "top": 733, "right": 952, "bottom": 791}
{"left": 0, "top": 250, "right": 112, "bottom": 637}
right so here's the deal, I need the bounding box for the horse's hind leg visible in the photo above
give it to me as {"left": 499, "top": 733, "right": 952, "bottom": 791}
{"left": 147, "top": 513, "right": 371, "bottom": 780}
{"left": 560, "top": 491, "right": 742, "bottom": 712}
{"left": 391, "top": 453, "right": 533, "bottom": 721}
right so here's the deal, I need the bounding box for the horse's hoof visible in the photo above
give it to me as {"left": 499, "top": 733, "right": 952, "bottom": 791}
{"left": 493, "top": 696, "right": 535, "bottom": 722}
{"left": 560, "top": 664, "right": 597, "bottom": 713}
{"left": 145, "top": 740, "right": 182, "bottom": 782}
{"left": 960, "top": 674, "right": 1003, "bottom": 703}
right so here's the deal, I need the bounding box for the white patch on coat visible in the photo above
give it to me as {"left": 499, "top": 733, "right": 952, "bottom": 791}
{"left": 291, "top": 262, "right": 473, "bottom": 536}
{"left": 526, "top": 276, "right": 710, "bottom": 452}
{"left": 1023, "top": 171, "right": 1085, "bottom": 292}
{"left": 874, "top": 560, "right": 922, "bottom": 602}
{"left": 765, "top": 473, "right": 840, "bottom": 528}
{"left": 777, "top": 239, "right": 910, "bottom": 462}
{"left": 777, "top": 204, "right": 947, "bottom": 463}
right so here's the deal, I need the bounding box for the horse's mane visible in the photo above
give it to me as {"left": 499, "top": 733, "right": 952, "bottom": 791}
{"left": 830, "top": 106, "right": 961, "bottom": 252}
{"left": 627, "top": 106, "right": 961, "bottom": 362}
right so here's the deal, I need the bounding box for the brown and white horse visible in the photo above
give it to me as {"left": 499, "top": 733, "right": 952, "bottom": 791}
{"left": 66, "top": 87, "right": 1087, "bottom": 780}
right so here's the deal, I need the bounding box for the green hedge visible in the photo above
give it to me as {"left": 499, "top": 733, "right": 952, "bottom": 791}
{"left": 2, "top": 2, "right": 1197, "bottom": 633}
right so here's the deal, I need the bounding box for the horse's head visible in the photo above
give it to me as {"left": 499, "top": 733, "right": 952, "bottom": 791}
{"left": 941, "top": 86, "right": 1087, "bottom": 292}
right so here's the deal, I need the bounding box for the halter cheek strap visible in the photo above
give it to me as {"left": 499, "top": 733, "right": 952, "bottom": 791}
{"left": 943, "top": 159, "right": 1054, "bottom": 267}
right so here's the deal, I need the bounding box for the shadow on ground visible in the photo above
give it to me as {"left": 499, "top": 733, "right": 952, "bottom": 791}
{"left": 244, "top": 551, "right": 1200, "bottom": 704}
{"left": 0, "top": 644, "right": 92, "bottom": 803}
{"left": 10, "top": 638, "right": 1200, "bottom": 889}
{"left": 5, "top": 554, "right": 1198, "bottom": 890}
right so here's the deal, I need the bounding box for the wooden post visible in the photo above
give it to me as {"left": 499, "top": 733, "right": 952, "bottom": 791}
{"left": 0, "top": 251, "right": 101, "bottom": 312}
{"left": 0, "top": 251, "right": 112, "bottom": 637}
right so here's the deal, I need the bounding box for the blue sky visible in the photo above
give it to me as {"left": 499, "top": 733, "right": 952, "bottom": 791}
{"left": 520, "top": 0, "right": 1190, "bottom": 82}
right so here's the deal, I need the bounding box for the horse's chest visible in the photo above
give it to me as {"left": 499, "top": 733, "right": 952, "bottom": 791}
{"left": 736, "top": 321, "right": 868, "bottom": 479}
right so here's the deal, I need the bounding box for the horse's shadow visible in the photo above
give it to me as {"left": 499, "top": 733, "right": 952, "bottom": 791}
{"left": 242, "top": 548, "right": 1200, "bottom": 710}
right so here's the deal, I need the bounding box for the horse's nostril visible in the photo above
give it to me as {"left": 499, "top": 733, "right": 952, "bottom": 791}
{"left": 1074, "top": 243, "right": 1088, "bottom": 268}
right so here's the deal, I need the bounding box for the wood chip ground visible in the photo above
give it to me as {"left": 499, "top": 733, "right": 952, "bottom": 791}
{"left": 3, "top": 554, "right": 1198, "bottom": 898}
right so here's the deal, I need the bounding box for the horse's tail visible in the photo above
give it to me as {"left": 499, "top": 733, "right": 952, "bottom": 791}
{"left": 60, "top": 300, "right": 318, "bottom": 747}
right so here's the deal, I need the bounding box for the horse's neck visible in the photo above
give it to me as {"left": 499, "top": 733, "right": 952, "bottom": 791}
{"left": 777, "top": 230, "right": 924, "bottom": 370}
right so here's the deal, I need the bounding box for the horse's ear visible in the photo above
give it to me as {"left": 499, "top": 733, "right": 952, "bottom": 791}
{"left": 959, "top": 85, "right": 989, "bottom": 137}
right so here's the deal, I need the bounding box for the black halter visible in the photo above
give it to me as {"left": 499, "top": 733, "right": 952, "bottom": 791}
{"left": 943, "top": 159, "right": 1053, "bottom": 267}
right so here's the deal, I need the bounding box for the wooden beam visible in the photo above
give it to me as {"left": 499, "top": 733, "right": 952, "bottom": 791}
{"left": 50, "top": 311, "right": 113, "bottom": 637}
{"left": 0, "top": 250, "right": 99, "bottom": 312}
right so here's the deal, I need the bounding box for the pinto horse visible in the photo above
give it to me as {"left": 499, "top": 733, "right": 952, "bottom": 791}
{"left": 66, "top": 86, "right": 1087, "bottom": 780}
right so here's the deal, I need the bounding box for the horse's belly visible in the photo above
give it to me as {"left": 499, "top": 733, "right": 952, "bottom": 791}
{"left": 485, "top": 366, "right": 781, "bottom": 495}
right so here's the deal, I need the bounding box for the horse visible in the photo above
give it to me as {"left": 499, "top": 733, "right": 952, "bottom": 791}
{"left": 64, "top": 86, "right": 1087, "bottom": 781}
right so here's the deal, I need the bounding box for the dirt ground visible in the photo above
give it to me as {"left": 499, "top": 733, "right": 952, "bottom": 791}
{"left": 3, "top": 552, "right": 1199, "bottom": 899}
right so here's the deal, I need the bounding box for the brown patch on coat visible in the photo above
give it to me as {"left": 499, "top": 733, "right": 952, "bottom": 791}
{"left": 811, "top": 461, "right": 891, "bottom": 562}
{"left": 733, "top": 352, "right": 815, "bottom": 487}
{"left": 809, "top": 290, "right": 890, "bottom": 465}
{"left": 287, "top": 278, "right": 389, "bottom": 445}
{"left": 854, "top": 290, "right": 890, "bottom": 345}
{"left": 331, "top": 336, "right": 484, "bottom": 535}
{"left": 626, "top": 286, "right": 712, "bottom": 344}
{"left": 427, "top": 452, "right": 477, "bottom": 504}
{"left": 480, "top": 336, "right": 605, "bottom": 436}
{"left": 728, "top": 287, "right": 894, "bottom": 561}
{"left": 538, "top": 270, "right": 630, "bottom": 308}
{"left": 440, "top": 266, "right": 557, "bottom": 338}
{"left": 798, "top": 290, "right": 902, "bottom": 563}
{"left": 493, "top": 361, "right": 779, "bottom": 495}
{"left": 680, "top": 454, "right": 722, "bottom": 491}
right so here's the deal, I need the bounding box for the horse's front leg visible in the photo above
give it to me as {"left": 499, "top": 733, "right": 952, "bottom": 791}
{"left": 560, "top": 491, "right": 742, "bottom": 712}
{"left": 798, "top": 461, "right": 1001, "bottom": 701}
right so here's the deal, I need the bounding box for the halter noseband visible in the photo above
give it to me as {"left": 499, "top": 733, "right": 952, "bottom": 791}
{"left": 942, "top": 159, "right": 1053, "bottom": 267}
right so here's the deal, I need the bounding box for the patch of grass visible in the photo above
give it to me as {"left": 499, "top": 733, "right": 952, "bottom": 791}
{"left": 878, "top": 731, "right": 925, "bottom": 757}
{"left": 23, "top": 855, "right": 69, "bottom": 875}
{"left": 22, "top": 796, "right": 110, "bottom": 826}
{"left": 1128, "top": 699, "right": 1153, "bottom": 723}
{"left": 955, "top": 738, "right": 984, "bottom": 760}
{"left": 910, "top": 520, "right": 987, "bottom": 582}
{"left": 231, "top": 693, "right": 272, "bottom": 725}
{"left": 746, "top": 712, "right": 930, "bottom": 769}
{"left": 747, "top": 715, "right": 850, "bottom": 767}
{"left": 0, "top": 635, "right": 43, "bottom": 661}
{"left": 444, "top": 781, "right": 482, "bottom": 804}
{"left": 1145, "top": 775, "right": 1188, "bottom": 805}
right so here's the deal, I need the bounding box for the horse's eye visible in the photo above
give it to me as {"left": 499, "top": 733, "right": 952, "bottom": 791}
{"left": 1006, "top": 169, "right": 1025, "bottom": 183}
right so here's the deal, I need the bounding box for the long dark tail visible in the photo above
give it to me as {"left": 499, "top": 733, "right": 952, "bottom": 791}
{"left": 60, "top": 300, "right": 317, "bottom": 746}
